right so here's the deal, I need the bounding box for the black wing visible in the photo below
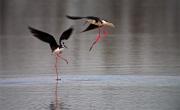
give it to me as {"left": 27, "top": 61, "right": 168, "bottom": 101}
{"left": 82, "top": 24, "right": 99, "bottom": 32}
{"left": 66, "top": 15, "right": 101, "bottom": 22}
{"left": 28, "top": 26, "right": 58, "bottom": 51}
{"left": 66, "top": 15, "right": 84, "bottom": 20}
{"left": 59, "top": 27, "right": 73, "bottom": 44}
{"left": 85, "top": 16, "right": 101, "bottom": 22}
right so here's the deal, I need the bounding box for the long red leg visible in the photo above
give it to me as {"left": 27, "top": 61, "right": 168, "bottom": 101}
{"left": 54, "top": 56, "right": 60, "bottom": 80}
{"left": 89, "top": 28, "right": 101, "bottom": 51}
{"left": 102, "top": 29, "right": 108, "bottom": 38}
{"left": 57, "top": 54, "right": 68, "bottom": 64}
{"left": 100, "top": 28, "right": 110, "bottom": 47}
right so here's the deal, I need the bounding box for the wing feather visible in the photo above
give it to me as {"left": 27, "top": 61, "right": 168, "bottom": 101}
{"left": 82, "top": 24, "right": 99, "bottom": 32}
{"left": 66, "top": 15, "right": 84, "bottom": 20}
{"left": 66, "top": 15, "right": 101, "bottom": 23}
{"left": 59, "top": 27, "right": 73, "bottom": 44}
{"left": 28, "top": 26, "right": 58, "bottom": 51}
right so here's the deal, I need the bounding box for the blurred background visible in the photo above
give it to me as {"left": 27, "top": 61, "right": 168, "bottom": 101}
{"left": 0, "top": 0, "right": 180, "bottom": 77}
{"left": 1, "top": 1, "right": 180, "bottom": 110}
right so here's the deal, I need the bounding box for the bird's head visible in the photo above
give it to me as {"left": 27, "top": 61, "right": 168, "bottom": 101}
{"left": 102, "top": 20, "right": 115, "bottom": 28}
{"left": 62, "top": 42, "right": 68, "bottom": 49}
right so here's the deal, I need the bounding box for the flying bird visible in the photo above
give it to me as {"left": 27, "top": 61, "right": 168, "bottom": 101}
{"left": 66, "top": 15, "right": 115, "bottom": 51}
{"left": 28, "top": 26, "right": 73, "bottom": 80}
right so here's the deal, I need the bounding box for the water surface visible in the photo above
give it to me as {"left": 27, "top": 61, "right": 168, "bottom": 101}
{"left": 1, "top": 0, "right": 180, "bottom": 110}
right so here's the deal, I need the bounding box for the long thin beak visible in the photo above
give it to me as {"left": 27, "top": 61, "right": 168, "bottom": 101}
{"left": 64, "top": 44, "right": 68, "bottom": 49}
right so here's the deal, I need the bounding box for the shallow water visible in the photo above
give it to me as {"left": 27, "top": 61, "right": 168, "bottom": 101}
{"left": 1, "top": 0, "right": 180, "bottom": 110}
{"left": 0, "top": 75, "right": 180, "bottom": 110}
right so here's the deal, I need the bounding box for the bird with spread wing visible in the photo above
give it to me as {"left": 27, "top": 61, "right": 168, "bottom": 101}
{"left": 66, "top": 15, "right": 115, "bottom": 51}
{"left": 28, "top": 26, "right": 73, "bottom": 80}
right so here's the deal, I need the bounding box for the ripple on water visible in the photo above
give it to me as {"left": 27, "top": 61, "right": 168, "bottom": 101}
{"left": 0, "top": 75, "right": 180, "bottom": 87}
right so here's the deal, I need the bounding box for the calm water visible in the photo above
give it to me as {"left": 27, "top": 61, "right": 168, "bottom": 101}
{"left": 0, "top": 75, "right": 180, "bottom": 110}
{"left": 1, "top": 0, "right": 180, "bottom": 110}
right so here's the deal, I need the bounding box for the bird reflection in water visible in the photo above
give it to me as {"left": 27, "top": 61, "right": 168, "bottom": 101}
{"left": 49, "top": 81, "right": 69, "bottom": 110}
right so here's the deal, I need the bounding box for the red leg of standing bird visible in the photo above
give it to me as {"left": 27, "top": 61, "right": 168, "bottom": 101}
{"left": 89, "top": 28, "right": 101, "bottom": 51}
{"left": 57, "top": 54, "right": 68, "bottom": 64}
{"left": 54, "top": 56, "right": 60, "bottom": 80}
{"left": 54, "top": 53, "right": 68, "bottom": 81}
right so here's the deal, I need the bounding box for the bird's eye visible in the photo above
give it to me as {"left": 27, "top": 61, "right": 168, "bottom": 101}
{"left": 63, "top": 42, "right": 68, "bottom": 48}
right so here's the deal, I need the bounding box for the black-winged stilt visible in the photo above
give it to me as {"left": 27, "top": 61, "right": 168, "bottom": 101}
{"left": 66, "top": 15, "right": 115, "bottom": 51}
{"left": 28, "top": 26, "right": 73, "bottom": 80}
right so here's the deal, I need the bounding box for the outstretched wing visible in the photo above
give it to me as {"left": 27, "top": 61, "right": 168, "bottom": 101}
{"left": 85, "top": 16, "right": 101, "bottom": 22}
{"left": 82, "top": 24, "right": 99, "bottom": 32}
{"left": 59, "top": 27, "right": 73, "bottom": 43}
{"left": 66, "top": 15, "right": 84, "bottom": 20}
{"left": 66, "top": 15, "right": 101, "bottom": 22}
{"left": 28, "top": 26, "right": 58, "bottom": 51}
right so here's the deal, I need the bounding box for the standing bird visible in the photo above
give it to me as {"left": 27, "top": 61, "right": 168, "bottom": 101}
{"left": 28, "top": 26, "right": 73, "bottom": 80}
{"left": 66, "top": 15, "right": 115, "bottom": 51}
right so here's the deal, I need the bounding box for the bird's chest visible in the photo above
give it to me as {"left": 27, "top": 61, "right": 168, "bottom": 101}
{"left": 53, "top": 48, "right": 64, "bottom": 55}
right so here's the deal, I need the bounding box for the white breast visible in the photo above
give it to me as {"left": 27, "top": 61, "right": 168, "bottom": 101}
{"left": 53, "top": 48, "right": 64, "bottom": 55}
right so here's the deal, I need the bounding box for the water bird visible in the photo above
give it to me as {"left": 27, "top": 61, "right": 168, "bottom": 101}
{"left": 66, "top": 15, "right": 115, "bottom": 51}
{"left": 28, "top": 26, "right": 73, "bottom": 80}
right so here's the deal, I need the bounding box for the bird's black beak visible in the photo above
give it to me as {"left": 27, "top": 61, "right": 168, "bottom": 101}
{"left": 64, "top": 44, "right": 68, "bottom": 48}
{"left": 62, "top": 42, "right": 68, "bottom": 48}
